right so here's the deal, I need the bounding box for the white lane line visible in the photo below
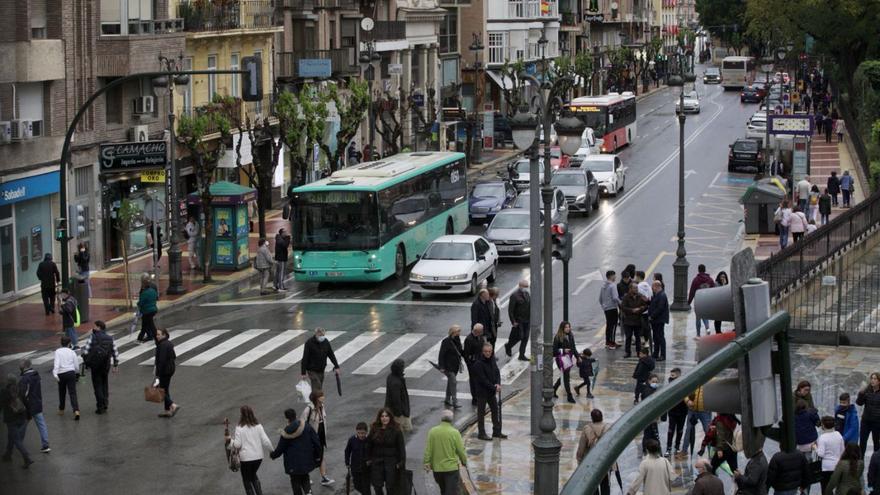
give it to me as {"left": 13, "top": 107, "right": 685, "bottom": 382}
{"left": 31, "top": 351, "right": 57, "bottom": 366}
{"left": 500, "top": 342, "right": 531, "bottom": 385}
{"left": 202, "top": 298, "right": 470, "bottom": 308}
{"left": 223, "top": 330, "right": 306, "bottom": 369}
{"left": 374, "top": 386, "right": 473, "bottom": 400}
{"left": 405, "top": 340, "right": 444, "bottom": 378}
{"left": 0, "top": 351, "right": 36, "bottom": 366}
{"left": 353, "top": 333, "right": 426, "bottom": 375}
{"left": 457, "top": 339, "right": 508, "bottom": 382}
{"left": 326, "top": 332, "right": 384, "bottom": 372}
{"left": 180, "top": 329, "right": 269, "bottom": 367}
{"left": 263, "top": 331, "right": 344, "bottom": 371}
{"left": 117, "top": 330, "right": 194, "bottom": 364}
{"left": 140, "top": 329, "right": 229, "bottom": 366}
{"left": 385, "top": 287, "right": 409, "bottom": 300}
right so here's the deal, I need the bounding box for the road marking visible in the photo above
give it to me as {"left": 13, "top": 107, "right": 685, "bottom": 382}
{"left": 223, "top": 330, "right": 306, "bottom": 368}
{"left": 500, "top": 342, "right": 531, "bottom": 385}
{"left": 405, "top": 340, "right": 444, "bottom": 378}
{"left": 353, "top": 333, "right": 426, "bottom": 375}
{"left": 180, "top": 329, "right": 269, "bottom": 367}
{"left": 374, "top": 386, "right": 473, "bottom": 401}
{"left": 571, "top": 270, "right": 604, "bottom": 296}
{"left": 140, "top": 329, "right": 229, "bottom": 366}
{"left": 326, "top": 332, "right": 384, "bottom": 372}
{"left": 644, "top": 251, "right": 670, "bottom": 279}
{"left": 202, "top": 298, "right": 471, "bottom": 308}
{"left": 0, "top": 351, "right": 36, "bottom": 366}
{"left": 263, "top": 331, "right": 344, "bottom": 371}
{"left": 684, "top": 170, "right": 697, "bottom": 179}
{"left": 385, "top": 286, "right": 409, "bottom": 300}
{"left": 29, "top": 330, "right": 146, "bottom": 366}
{"left": 117, "top": 330, "right": 194, "bottom": 364}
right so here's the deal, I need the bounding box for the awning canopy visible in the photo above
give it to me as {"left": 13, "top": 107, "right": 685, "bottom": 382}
{"left": 486, "top": 70, "right": 515, "bottom": 90}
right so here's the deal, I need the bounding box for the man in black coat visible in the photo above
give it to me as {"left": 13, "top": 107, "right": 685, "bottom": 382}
{"left": 274, "top": 228, "right": 291, "bottom": 291}
{"left": 632, "top": 347, "right": 655, "bottom": 404}
{"left": 36, "top": 253, "right": 60, "bottom": 315}
{"left": 19, "top": 358, "right": 49, "bottom": 453}
{"left": 154, "top": 328, "right": 179, "bottom": 417}
{"left": 301, "top": 328, "right": 340, "bottom": 393}
{"left": 82, "top": 320, "right": 119, "bottom": 414}
{"left": 471, "top": 343, "right": 506, "bottom": 441}
{"left": 463, "top": 324, "right": 486, "bottom": 406}
{"left": 438, "top": 325, "right": 463, "bottom": 409}
{"left": 505, "top": 279, "right": 531, "bottom": 361}
{"left": 766, "top": 450, "right": 809, "bottom": 495}
{"left": 470, "top": 289, "right": 495, "bottom": 345}
{"left": 648, "top": 281, "right": 669, "bottom": 361}
{"left": 384, "top": 358, "right": 411, "bottom": 431}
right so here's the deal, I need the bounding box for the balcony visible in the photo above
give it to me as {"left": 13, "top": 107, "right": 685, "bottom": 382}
{"left": 560, "top": 11, "right": 580, "bottom": 28}
{"left": 96, "top": 31, "right": 186, "bottom": 77}
{"left": 275, "top": 49, "right": 358, "bottom": 79}
{"left": 361, "top": 21, "right": 406, "bottom": 41}
{"left": 178, "top": 0, "right": 280, "bottom": 33}
{"left": 0, "top": 40, "right": 65, "bottom": 83}
{"left": 314, "top": 0, "right": 359, "bottom": 8}
{"left": 279, "top": 0, "right": 315, "bottom": 9}
{"left": 100, "top": 18, "right": 184, "bottom": 36}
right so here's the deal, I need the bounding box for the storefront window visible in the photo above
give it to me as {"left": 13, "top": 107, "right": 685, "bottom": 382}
{"left": 14, "top": 196, "right": 51, "bottom": 290}
{"left": 104, "top": 176, "right": 168, "bottom": 260}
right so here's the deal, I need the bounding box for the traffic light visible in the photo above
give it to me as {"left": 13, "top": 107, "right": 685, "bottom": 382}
{"left": 241, "top": 56, "right": 263, "bottom": 102}
{"left": 69, "top": 204, "right": 87, "bottom": 238}
{"left": 550, "top": 223, "right": 572, "bottom": 261}
{"left": 54, "top": 217, "right": 67, "bottom": 241}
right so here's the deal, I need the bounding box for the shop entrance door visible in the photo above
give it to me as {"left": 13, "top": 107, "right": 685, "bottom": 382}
{"left": 0, "top": 222, "right": 14, "bottom": 296}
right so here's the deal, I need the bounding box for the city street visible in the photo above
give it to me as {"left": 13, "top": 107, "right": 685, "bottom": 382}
{"left": 1, "top": 72, "right": 764, "bottom": 493}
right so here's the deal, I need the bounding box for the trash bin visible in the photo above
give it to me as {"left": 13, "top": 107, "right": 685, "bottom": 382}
{"left": 740, "top": 180, "right": 786, "bottom": 234}
{"left": 70, "top": 276, "right": 89, "bottom": 323}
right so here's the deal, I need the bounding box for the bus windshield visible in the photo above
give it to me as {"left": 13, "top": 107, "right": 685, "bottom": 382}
{"left": 292, "top": 191, "right": 379, "bottom": 250}
{"left": 575, "top": 110, "right": 606, "bottom": 135}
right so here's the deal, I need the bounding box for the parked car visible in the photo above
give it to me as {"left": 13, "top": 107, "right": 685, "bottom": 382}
{"left": 513, "top": 188, "right": 569, "bottom": 225}
{"left": 549, "top": 146, "right": 571, "bottom": 170}
{"left": 410, "top": 235, "right": 498, "bottom": 297}
{"left": 575, "top": 154, "right": 626, "bottom": 196}
{"left": 703, "top": 67, "right": 721, "bottom": 84}
{"left": 485, "top": 209, "right": 537, "bottom": 259}
{"left": 728, "top": 138, "right": 764, "bottom": 173}
{"left": 509, "top": 158, "right": 547, "bottom": 192}
{"left": 676, "top": 90, "right": 701, "bottom": 113}
{"left": 551, "top": 168, "right": 600, "bottom": 216}
{"left": 468, "top": 181, "right": 517, "bottom": 223}
{"left": 740, "top": 85, "right": 764, "bottom": 103}
{"left": 745, "top": 112, "right": 770, "bottom": 146}
{"left": 493, "top": 112, "right": 512, "bottom": 147}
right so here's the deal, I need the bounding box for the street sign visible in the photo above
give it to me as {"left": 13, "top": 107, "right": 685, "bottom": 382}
{"left": 584, "top": 13, "right": 604, "bottom": 22}
{"left": 298, "top": 59, "right": 332, "bottom": 79}
{"left": 141, "top": 170, "right": 166, "bottom": 183}
{"left": 100, "top": 141, "right": 168, "bottom": 171}
{"left": 388, "top": 63, "right": 403, "bottom": 75}
{"left": 412, "top": 92, "right": 425, "bottom": 107}
{"left": 483, "top": 110, "right": 494, "bottom": 151}
{"left": 792, "top": 138, "right": 809, "bottom": 181}
{"left": 768, "top": 115, "right": 814, "bottom": 136}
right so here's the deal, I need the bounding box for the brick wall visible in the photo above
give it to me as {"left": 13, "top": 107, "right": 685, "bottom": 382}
{"left": 15, "top": 0, "right": 31, "bottom": 42}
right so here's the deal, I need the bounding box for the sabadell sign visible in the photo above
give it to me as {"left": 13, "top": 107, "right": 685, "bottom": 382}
{"left": 99, "top": 141, "right": 168, "bottom": 171}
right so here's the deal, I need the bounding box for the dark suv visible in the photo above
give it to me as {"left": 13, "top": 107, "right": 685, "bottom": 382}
{"left": 728, "top": 138, "right": 764, "bottom": 172}
{"left": 703, "top": 68, "right": 721, "bottom": 84}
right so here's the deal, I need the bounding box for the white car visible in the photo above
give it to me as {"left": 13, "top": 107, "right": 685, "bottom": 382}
{"left": 576, "top": 154, "right": 626, "bottom": 196}
{"left": 570, "top": 127, "right": 604, "bottom": 167}
{"left": 509, "top": 158, "right": 546, "bottom": 192}
{"left": 409, "top": 235, "right": 498, "bottom": 297}
{"left": 745, "top": 111, "right": 774, "bottom": 147}
{"left": 676, "top": 90, "right": 701, "bottom": 113}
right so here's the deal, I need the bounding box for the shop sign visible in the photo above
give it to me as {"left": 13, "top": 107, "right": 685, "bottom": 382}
{"left": 298, "top": 59, "right": 332, "bottom": 79}
{"left": 100, "top": 141, "right": 168, "bottom": 171}
{"left": 141, "top": 170, "right": 166, "bottom": 183}
{"left": 0, "top": 171, "right": 60, "bottom": 206}
{"left": 768, "top": 115, "right": 813, "bottom": 136}
{"left": 584, "top": 13, "right": 604, "bottom": 22}
{"left": 388, "top": 63, "right": 403, "bottom": 75}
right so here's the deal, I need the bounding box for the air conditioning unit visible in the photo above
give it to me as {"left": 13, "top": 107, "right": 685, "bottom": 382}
{"left": 0, "top": 122, "right": 11, "bottom": 144}
{"left": 130, "top": 125, "right": 150, "bottom": 142}
{"left": 10, "top": 120, "right": 33, "bottom": 140}
{"left": 133, "top": 95, "right": 155, "bottom": 114}
{"left": 30, "top": 120, "right": 43, "bottom": 137}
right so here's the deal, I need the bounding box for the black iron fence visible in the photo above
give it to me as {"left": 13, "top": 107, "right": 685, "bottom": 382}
{"left": 178, "top": 0, "right": 278, "bottom": 32}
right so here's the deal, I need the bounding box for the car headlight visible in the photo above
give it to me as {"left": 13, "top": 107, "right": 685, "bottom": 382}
{"left": 450, "top": 273, "right": 470, "bottom": 280}
{"left": 576, "top": 194, "right": 586, "bottom": 202}
{"left": 411, "top": 273, "right": 427, "bottom": 281}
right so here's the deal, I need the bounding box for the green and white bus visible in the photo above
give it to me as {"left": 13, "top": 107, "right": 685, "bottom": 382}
{"left": 290, "top": 152, "right": 468, "bottom": 282}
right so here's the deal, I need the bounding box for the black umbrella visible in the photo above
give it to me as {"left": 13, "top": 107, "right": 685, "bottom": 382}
{"left": 335, "top": 372, "right": 343, "bottom": 397}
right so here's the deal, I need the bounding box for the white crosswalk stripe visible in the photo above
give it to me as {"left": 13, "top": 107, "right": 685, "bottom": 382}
{"left": 353, "top": 333, "right": 425, "bottom": 375}
{"left": 181, "top": 329, "right": 269, "bottom": 367}
{"left": 0, "top": 351, "right": 36, "bottom": 366}
{"left": 30, "top": 331, "right": 145, "bottom": 366}
{"left": 326, "top": 332, "right": 384, "bottom": 372}
{"left": 404, "top": 340, "right": 443, "bottom": 378}
{"left": 222, "top": 330, "right": 305, "bottom": 369}
{"left": 140, "top": 329, "right": 229, "bottom": 366}
{"left": 500, "top": 342, "right": 531, "bottom": 385}
{"left": 263, "top": 331, "right": 344, "bottom": 371}
{"left": 117, "top": 330, "right": 194, "bottom": 364}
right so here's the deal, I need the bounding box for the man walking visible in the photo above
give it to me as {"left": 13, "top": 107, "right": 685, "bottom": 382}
{"left": 648, "top": 281, "right": 669, "bottom": 361}
{"left": 384, "top": 359, "right": 411, "bottom": 432}
{"left": 734, "top": 446, "right": 768, "bottom": 495}
{"left": 439, "top": 326, "right": 464, "bottom": 409}
{"left": 274, "top": 228, "right": 290, "bottom": 291}
{"left": 632, "top": 348, "right": 655, "bottom": 404}
{"left": 620, "top": 283, "right": 647, "bottom": 358}
{"left": 471, "top": 343, "right": 506, "bottom": 441}
{"left": 300, "top": 328, "right": 340, "bottom": 393}
{"left": 840, "top": 170, "right": 854, "bottom": 208}
{"left": 463, "top": 324, "right": 486, "bottom": 406}
{"left": 185, "top": 215, "right": 200, "bottom": 270}
{"left": 796, "top": 176, "right": 812, "bottom": 212}
{"left": 36, "top": 253, "right": 60, "bottom": 315}
{"left": 766, "top": 449, "right": 809, "bottom": 495}
{"left": 627, "top": 439, "right": 675, "bottom": 495}
{"left": 827, "top": 171, "right": 841, "bottom": 206}
{"left": 470, "top": 289, "right": 496, "bottom": 346}
{"left": 59, "top": 289, "right": 79, "bottom": 349}
{"left": 255, "top": 238, "right": 275, "bottom": 295}
{"left": 19, "top": 359, "right": 50, "bottom": 453}
{"left": 599, "top": 271, "right": 621, "bottom": 349}
{"left": 52, "top": 336, "right": 80, "bottom": 421}
{"left": 687, "top": 265, "right": 715, "bottom": 336}
{"left": 82, "top": 320, "right": 119, "bottom": 414}
{"left": 423, "top": 410, "right": 467, "bottom": 495}
{"left": 505, "top": 280, "right": 531, "bottom": 361}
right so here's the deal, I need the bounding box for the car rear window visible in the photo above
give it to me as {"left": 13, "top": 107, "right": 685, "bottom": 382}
{"left": 734, "top": 141, "right": 758, "bottom": 151}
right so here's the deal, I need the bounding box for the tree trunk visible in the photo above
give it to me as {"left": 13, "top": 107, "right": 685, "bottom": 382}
{"left": 201, "top": 193, "right": 213, "bottom": 283}
{"left": 120, "top": 234, "right": 132, "bottom": 309}
{"left": 257, "top": 183, "right": 268, "bottom": 239}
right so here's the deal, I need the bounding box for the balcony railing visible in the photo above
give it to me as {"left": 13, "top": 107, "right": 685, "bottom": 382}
{"left": 100, "top": 18, "right": 184, "bottom": 36}
{"left": 178, "top": 0, "right": 278, "bottom": 32}
{"left": 361, "top": 20, "right": 406, "bottom": 41}
{"left": 315, "top": 0, "right": 359, "bottom": 8}
{"left": 279, "top": 0, "right": 315, "bottom": 9}
{"left": 275, "top": 49, "right": 358, "bottom": 79}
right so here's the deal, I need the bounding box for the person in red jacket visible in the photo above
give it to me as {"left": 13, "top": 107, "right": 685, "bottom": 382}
{"left": 687, "top": 264, "right": 715, "bottom": 337}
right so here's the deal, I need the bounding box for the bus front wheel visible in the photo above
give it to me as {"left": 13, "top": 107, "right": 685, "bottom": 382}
{"left": 394, "top": 245, "right": 406, "bottom": 279}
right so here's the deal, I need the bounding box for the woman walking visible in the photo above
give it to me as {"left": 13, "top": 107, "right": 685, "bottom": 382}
{"left": 136, "top": 277, "right": 159, "bottom": 343}
{"left": 226, "top": 405, "right": 274, "bottom": 495}
{"left": 153, "top": 328, "right": 179, "bottom": 417}
{"left": 809, "top": 184, "right": 821, "bottom": 223}
{"left": 552, "top": 321, "right": 579, "bottom": 404}
{"left": 713, "top": 272, "right": 729, "bottom": 334}
{"left": 303, "top": 391, "right": 334, "bottom": 486}
{"left": 857, "top": 371, "right": 880, "bottom": 456}
{"left": 367, "top": 407, "right": 406, "bottom": 495}
{"left": 795, "top": 399, "right": 820, "bottom": 453}
{"left": 790, "top": 206, "right": 809, "bottom": 243}
{"left": 819, "top": 188, "right": 833, "bottom": 225}
{"left": 824, "top": 443, "right": 864, "bottom": 495}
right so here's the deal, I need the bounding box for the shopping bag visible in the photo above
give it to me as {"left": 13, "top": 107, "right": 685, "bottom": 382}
{"left": 555, "top": 353, "right": 576, "bottom": 371}
{"left": 144, "top": 385, "right": 166, "bottom": 403}
{"left": 296, "top": 378, "right": 312, "bottom": 403}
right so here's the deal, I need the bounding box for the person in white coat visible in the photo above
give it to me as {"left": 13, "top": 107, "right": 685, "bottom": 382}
{"left": 816, "top": 416, "right": 846, "bottom": 493}
{"left": 226, "top": 405, "right": 274, "bottom": 495}
{"left": 303, "top": 390, "right": 334, "bottom": 486}
{"left": 789, "top": 206, "right": 809, "bottom": 244}
{"left": 52, "top": 335, "right": 80, "bottom": 420}
{"left": 775, "top": 200, "right": 793, "bottom": 249}
{"left": 627, "top": 439, "right": 675, "bottom": 495}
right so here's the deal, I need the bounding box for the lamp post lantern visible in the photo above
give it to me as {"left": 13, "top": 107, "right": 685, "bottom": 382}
{"left": 359, "top": 22, "right": 382, "bottom": 160}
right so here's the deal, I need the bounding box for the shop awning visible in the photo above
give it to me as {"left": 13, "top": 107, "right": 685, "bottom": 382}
{"left": 486, "top": 70, "right": 516, "bottom": 90}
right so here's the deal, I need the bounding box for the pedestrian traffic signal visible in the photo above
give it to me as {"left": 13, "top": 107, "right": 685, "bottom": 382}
{"left": 69, "top": 204, "right": 87, "bottom": 238}
{"left": 241, "top": 56, "right": 263, "bottom": 102}
{"left": 55, "top": 217, "right": 67, "bottom": 241}
{"left": 550, "top": 223, "right": 572, "bottom": 261}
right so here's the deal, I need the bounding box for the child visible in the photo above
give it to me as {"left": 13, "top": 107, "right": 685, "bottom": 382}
{"left": 834, "top": 392, "right": 860, "bottom": 445}
{"left": 574, "top": 348, "right": 596, "bottom": 399}
{"left": 807, "top": 219, "right": 818, "bottom": 234}
{"left": 344, "top": 422, "right": 370, "bottom": 494}
{"left": 640, "top": 374, "right": 661, "bottom": 454}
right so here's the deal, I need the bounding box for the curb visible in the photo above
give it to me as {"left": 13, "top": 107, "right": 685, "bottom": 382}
{"left": 454, "top": 387, "right": 524, "bottom": 434}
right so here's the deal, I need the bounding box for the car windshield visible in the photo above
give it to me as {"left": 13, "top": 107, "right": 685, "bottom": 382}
{"left": 551, "top": 173, "right": 586, "bottom": 186}
{"left": 515, "top": 160, "right": 544, "bottom": 174}
{"left": 582, "top": 159, "right": 614, "bottom": 172}
{"left": 421, "top": 242, "right": 474, "bottom": 261}
{"left": 706, "top": 68, "right": 719, "bottom": 75}
{"left": 490, "top": 214, "right": 528, "bottom": 229}
{"left": 513, "top": 194, "right": 530, "bottom": 208}
{"left": 734, "top": 141, "right": 758, "bottom": 152}
{"left": 472, "top": 184, "right": 505, "bottom": 198}
{"left": 750, "top": 119, "right": 766, "bottom": 128}
{"left": 292, "top": 191, "right": 379, "bottom": 250}
{"left": 686, "top": 91, "right": 698, "bottom": 99}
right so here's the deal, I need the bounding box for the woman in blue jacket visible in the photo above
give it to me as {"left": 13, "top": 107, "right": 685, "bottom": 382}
{"left": 795, "top": 399, "right": 820, "bottom": 453}
{"left": 270, "top": 408, "right": 322, "bottom": 495}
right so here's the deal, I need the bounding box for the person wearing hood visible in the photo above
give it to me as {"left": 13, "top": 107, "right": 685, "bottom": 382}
{"left": 1, "top": 373, "right": 33, "bottom": 468}
{"left": 834, "top": 392, "right": 859, "bottom": 446}
{"left": 577, "top": 409, "right": 615, "bottom": 495}
{"left": 273, "top": 228, "right": 290, "bottom": 291}
{"left": 385, "top": 358, "right": 411, "bottom": 433}
{"left": 794, "top": 380, "right": 816, "bottom": 411}
{"left": 712, "top": 272, "right": 729, "bottom": 334}
{"left": 19, "top": 358, "right": 50, "bottom": 454}
{"left": 687, "top": 265, "right": 715, "bottom": 337}
{"left": 36, "top": 253, "right": 60, "bottom": 315}
{"left": 269, "top": 408, "right": 322, "bottom": 495}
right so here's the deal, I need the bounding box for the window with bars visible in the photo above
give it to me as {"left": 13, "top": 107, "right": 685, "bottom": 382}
{"left": 74, "top": 166, "right": 92, "bottom": 197}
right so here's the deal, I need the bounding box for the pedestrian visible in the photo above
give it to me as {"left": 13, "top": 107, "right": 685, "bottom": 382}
{"left": 836, "top": 118, "right": 846, "bottom": 143}
{"left": 573, "top": 348, "right": 596, "bottom": 399}
{"left": 775, "top": 200, "right": 794, "bottom": 249}
{"left": 632, "top": 347, "right": 655, "bottom": 404}
{"left": 794, "top": 380, "right": 817, "bottom": 410}
{"left": 576, "top": 409, "right": 614, "bottom": 495}
{"left": 439, "top": 325, "right": 464, "bottom": 409}
{"left": 803, "top": 93, "right": 812, "bottom": 113}
{"left": 634, "top": 271, "right": 653, "bottom": 349}
{"left": 824, "top": 444, "right": 864, "bottom": 495}
{"left": 766, "top": 449, "right": 809, "bottom": 495}
{"left": 255, "top": 238, "right": 275, "bottom": 295}
{"left": 552, "top": 321, "right": 578, "bottom": 404}
{"left": 868, "top": 449, "right": 879, "bottom": 495}
{"left": 626, "top": 439, "right": 675, "bottom": 495}
{"left": 648, "top": 281, "right": 669, "bottom": 361}
{"left": 828, "top": 172, "right": 841, "bottom": 206}
{"left": 488, "top": 286, "right": 502, "bottom": 347}
{"left": 463, "top": 324, "right": 486, "bottom": 406}
{"left": 300, "top": 327, "right": 340, "bottom": 393}
{"left": 153, "top": 328, "right": 179, "bottom": 418}
{"left": 734, "top": 445, "right": 768, "bottom": 495}
{"left": 505, "top": 279, "right": 531, "bottom": 361}
{"left": 345, "top": 422, "right": 371, "bottom": 495}
{"left": 692, "top": 459, "right": 724, "bottom": 495}
{"left": 857, "top": 371, "right": 880, "bottom": 456}
{"left": 840, "top": 170, "right": 854, "bottom": 208}
{"left": 701, "top": 413, "right": 739, "bottom": 473}
{"left": 300, "top": 391, "right": 334, "bottom": 486}
{"left": 136, "top": 277, "right": 158, "bottom": 343}
{"left": 147, "top": 223, "right": 163, "bottom": 266}
{"left": 795, "top": 177, "right": 812, "bottom": 211}
{"left": 790, "top": 206, "right": 809, "bottom": 243}
{"left": 472, "top": 343, "right": 505, "bottom": 440}
{"left": 820, "top": 188, "right": 833, "bottom": 225}
{"left": 817, "top": 415, "right": 846, "bottom": 493}
{"left": 74, "top": 242, "right": 91, "bottom": 296}
{"left": 640, "top": 374, "right": 661, "bottom": 452}
{"left": 711, "top": 272, "right": 728, "bottom": 335}
{"left": 385, "top": 358, "right": 412, "bottom": 433}
{"left": 688, "top": 265, "right": 715, "bottom": 336}
{"left": 825, "top": 115, "right": 834, "bottom": 143}
{"left": 18, "top": 358, "right": 50, "bottom": 454}
{"left": 653, "top": 272, "right": 665, "bottom": 290}
{"left": 185, "top": 216, "right": 200, "bottom": 270}
{"left": 58, "top": 289, "right": 80, "bottom": 349}
{"left": 52, "top": 335, "right": 80, "bottom": 421}
{"left": 809, "top": 184, "right": 821, "bottom": 222}
{"left": 683, "top": 389, "right": 712, "bottom": 457}
{"left": 227, "top": 405, "right": 274, "bottom": 495}
{"left": 366, "top": 407, "right": 406, "bottom": 495}
{"left": 423, "top": 410, "right": 467, "bottom": 495}
{"left": 470, "top": 289, "right": 496, "bottom": 346}
{"left": 795, "top": 399, "right": 820, "bottom": 453}
{"left": 274, "top": 228, "right": 290, "bottom": 291}
{"left": 81, "top": 320, "right": 118, "bottom": 415}
{"left": 835, "top": 392, "right": 860, "bottom": 446}
{"left": 617, "top": 269, "right": 634, "bottom": 300}
{"left": 600, "top": 271, "right": 621, "bottom": 349}
{"left": 1, "top": 373, "right": 33, "bottom": 468}
{"left": 36, "top": 253, "right": 60, "bottom": 315}
{"left": 269, "top": 408, "right": 322, "bottom": 495}
{"left": 665, "top": 368, "right": 688, "bottom": 458}
{"left": 620, "top": 283, "right": 647, "bottom": 358}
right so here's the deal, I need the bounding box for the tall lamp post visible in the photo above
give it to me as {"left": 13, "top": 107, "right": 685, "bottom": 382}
{"left": 510, "top": 75, "right": 585, "bottom": 495}
{"left": 760, "top": 60, "right": 775, "bottom": 170}
{"left": 152, "top": 55, "right": 190, "bottom": 295}
{"left": 469, "top": 33, "right": 484, "bottom": 164}
{"left": 359, "top": 38, "right": 381, "bottom": 160}
{"left": 669, "top": 43, "right": 693, "bottom": 311}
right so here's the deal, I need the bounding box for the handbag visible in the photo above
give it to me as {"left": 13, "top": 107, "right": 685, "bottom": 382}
{"left": 555, "top": 353, "right": 576, "bottom": 371}
{"left": 144, "top": 385, "right": 165, "bottom": 403}
{"left": 227, "top": 443, "right": 241, "bottom": 472}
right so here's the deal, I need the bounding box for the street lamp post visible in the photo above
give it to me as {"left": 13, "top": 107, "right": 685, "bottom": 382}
{"left": 359, "top": 42, "right": 381, "bottom": 160}
{"left": 510, "top": 75, "right": 585, "bottom": 495}
{"left": 469, "top": 33, "right": 485, "bottom": 164}
{"left": 669, "top": 47, "right": 691, "bottom": 312}
{"left": 760, "top": 61, "right": 775, "bottom": 170}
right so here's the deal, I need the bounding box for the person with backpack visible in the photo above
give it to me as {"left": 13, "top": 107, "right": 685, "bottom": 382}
{"left": 59, "top": 289, "right": 80, "bottom": 349}
{"left": 136, "top": 277, "right": 158, "bottom": 343}
{"left": 52, "top": 335, "right": 80, "bottom": 421}
{"left": 576, "top": 409, "right": 615, "bottom": 495}
{"left": 153, "top": 328, "right": 179, "bottom": 418}
{"left": 18, "top": 358, "right": 49, "bottom": 454}
{"left": 269, "top": 408, "right": 322, "bottom": 495}
{"left": 81, "top": 320, "right": 119, "bottom": 414}
{"left": 1, "top": 373, "right": 33, "bottom": 468}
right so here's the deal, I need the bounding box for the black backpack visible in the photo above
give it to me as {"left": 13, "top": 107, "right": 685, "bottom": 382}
{"left": 86, "top": 333, "right": 111, "bottom": 368}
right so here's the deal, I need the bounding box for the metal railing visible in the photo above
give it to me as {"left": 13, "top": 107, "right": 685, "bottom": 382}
{"left": 178, "top": 0, "right": 278, "bottom": 32}
{"left": 275, "top": 49, "right": 357, "bottom": 78}
{"left": 361, "top": 20, "right": 406, "bottom": 41}
{"left": 279, "top": 0, "right": 315, "bottom": 9}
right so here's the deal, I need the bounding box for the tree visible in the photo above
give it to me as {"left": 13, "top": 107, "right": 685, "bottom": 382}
{"left": 607, "top": 46, "right": 633, "bottom": 91}
{"left": 322, "top": 80, "right": 369, "bottom": 171}
{"left": 177, "top": 95, "right": 234, "bottom": 283}
{"left": 114, "top": 199, "right": 141, "bottom": 309}
{"left": 573, "top": 52, "right": 595, "bottom": 96}
{"left": 298, "top": 84, "right": 330, "bottom": 173}
{"left": 695, "top": 0, "right": 748, "bottom": 50}
{"left": 499, "top": 59, "right": 527, "bottom": 117}
{"left": 374, "top": 85, "right": 413, "bottom": 156}
{"left": 235, "top": 114, "right": 282, "bottom": 239}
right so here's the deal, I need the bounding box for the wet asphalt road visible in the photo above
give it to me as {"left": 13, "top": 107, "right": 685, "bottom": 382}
{"left": 1, "top": 67, "right": 763, "bottom": 494}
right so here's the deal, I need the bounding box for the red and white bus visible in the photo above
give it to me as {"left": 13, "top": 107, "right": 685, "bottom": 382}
{"left": 567, "top": 92, "right": 637, "bottom": 153}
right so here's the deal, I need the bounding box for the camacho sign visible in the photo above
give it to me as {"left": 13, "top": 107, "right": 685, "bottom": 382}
{"left": 99, "top": 141, "right": 168, "bottom": 171}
